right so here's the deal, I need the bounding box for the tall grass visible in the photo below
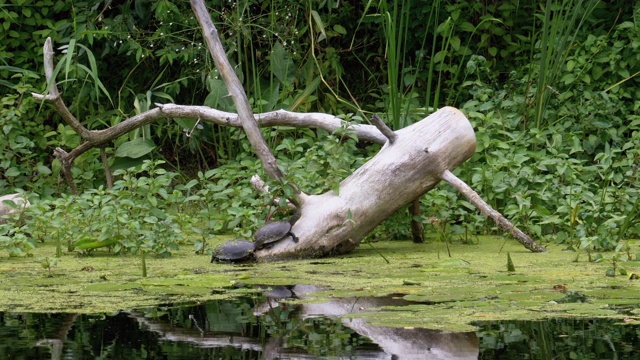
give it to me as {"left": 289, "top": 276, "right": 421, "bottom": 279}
{"left": 378, "top": 0, "right": 467, "bottom": 128}
{"left": 532, "top": 0, "right": 599, "bottom": 128}
{"left": 379, "top": 0, "right": 409, "bottom": 129}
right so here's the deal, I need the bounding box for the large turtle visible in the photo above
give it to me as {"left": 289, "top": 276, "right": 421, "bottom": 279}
{"left": 211, "top": 238, "right": 256, "bottom": 263}
{"left": 253, "top": 214, "right": 300, "bottom": 249}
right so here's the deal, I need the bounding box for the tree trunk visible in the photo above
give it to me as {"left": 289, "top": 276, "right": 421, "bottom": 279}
{"left": 256, "top": 107, "right": 476, "bottom": 261}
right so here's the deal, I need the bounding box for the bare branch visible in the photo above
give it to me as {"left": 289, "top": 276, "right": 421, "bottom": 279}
{"left": 440, "top": 169, "right": 546, "bottom": 253}
{"left": 31, "top": 34, "right": 386, "bottom": 193}
{"left": 53, "top": 147, "right": 78, "bottom": 194}
{"left": 190, "top": 0, "right": 287, "bottom": 185}
{"left": 42, "top": 37, "right": 59, "bottom": 99}
{"left": 156, "top": 104, "right": 387, "bottom": 144}
{"left": 32, "top": 38, "right": 94, "bottom": 141}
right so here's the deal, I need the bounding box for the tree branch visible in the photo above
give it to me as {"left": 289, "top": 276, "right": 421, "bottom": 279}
{"left": 30, "top": 34, "right": 387, "bottom": 194}
{"left": 440, "top": 169, "right": 546, "bottom": 253}
{"left": 155, "top": 104, "right": 387, "bottom": 144}
{"left": 32, "top": 38, "right": 94, "bottom": 141}
{"left": 100, "top": 147, "right": 113, "bottom": 188}
{"left": 190, "top": 0, "right": 294, "bottom": 196}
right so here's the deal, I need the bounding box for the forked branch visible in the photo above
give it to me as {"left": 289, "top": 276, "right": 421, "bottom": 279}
{"left": 370, "top": 113, "right": 397, "bottom": 144}
{"left": 30, "top": 36, "right": 384, "bottom": 194}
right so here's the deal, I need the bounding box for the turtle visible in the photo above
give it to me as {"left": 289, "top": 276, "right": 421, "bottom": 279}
{"left": 210, "top": 238, "right": 256, "bottom": 263}
{"left": 253, "top": 214, "right": 300, "bottom": 249}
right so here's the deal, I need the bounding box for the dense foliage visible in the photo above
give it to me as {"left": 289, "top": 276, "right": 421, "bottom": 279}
{"left": 1, "top": 0, "right": 639, "bottom": 263}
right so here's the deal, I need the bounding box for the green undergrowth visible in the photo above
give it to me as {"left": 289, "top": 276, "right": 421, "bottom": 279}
{"left": 1, "top": 236, "right": 639, "bottom": 332}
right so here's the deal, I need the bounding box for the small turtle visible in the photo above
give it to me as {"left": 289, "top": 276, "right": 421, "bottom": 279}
{"left": 211, "top": 238, "right": 256, "bottom": 263}
{"left": 254, "top": 214, "right": 300, "bottom": 249}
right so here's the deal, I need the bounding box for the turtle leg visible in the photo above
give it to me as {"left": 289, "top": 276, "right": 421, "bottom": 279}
{"left": 289, "top": 232, "right": 299, "bottom": 243}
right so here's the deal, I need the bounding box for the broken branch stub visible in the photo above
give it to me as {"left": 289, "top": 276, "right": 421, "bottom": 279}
{"left": 370, "top": 113, "right": 397, "bottom": 144}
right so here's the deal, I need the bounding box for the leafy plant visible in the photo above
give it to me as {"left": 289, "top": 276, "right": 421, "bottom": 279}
{"left": 39, "top": 256, "right": 58, "bottom": 277}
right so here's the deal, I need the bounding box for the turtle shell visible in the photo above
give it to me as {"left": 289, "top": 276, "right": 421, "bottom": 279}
{"left": 211, "top": 238, "right": 255, "bottom": 262}
{"left": 254, "top": 220, "right": 293, "bottom": 249}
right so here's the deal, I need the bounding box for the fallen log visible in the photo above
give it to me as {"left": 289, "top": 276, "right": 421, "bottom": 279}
{"left": 256, "top": 107, "right": 545, "bottom": 261}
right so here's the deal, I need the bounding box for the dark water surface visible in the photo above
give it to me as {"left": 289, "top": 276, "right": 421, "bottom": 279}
{"left": 1, "top": 292, "right": 638, "bottom": 359}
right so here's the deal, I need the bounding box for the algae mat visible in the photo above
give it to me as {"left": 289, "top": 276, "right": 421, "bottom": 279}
{"left": 0, "top": 237, "right": 638, "bottom": 331}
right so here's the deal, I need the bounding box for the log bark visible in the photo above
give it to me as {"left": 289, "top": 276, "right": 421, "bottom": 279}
{"left": 256, "top": 108, "right": 546, "bottom": 260}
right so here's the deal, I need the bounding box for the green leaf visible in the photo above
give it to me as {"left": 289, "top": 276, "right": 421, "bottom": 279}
{"left": 110, "top": 157, "right": 146, "bottom": 171}
{"left": 433, "top": 50, "right": 446, "bottom": 63}
{"left": 592, "top": 65, "right": 603, "bottom": 80}
{"left": 115, "top": 138, "right": 156, "bottom": 158}
{"left": 450, "top": 36, "right": 461, "bottom": 51}
{"left": 204, "top": 78, "right": 232, "bottom": 110}
{"left": 270, "top": 41, "right": 295, "bottom": 85}
{"left": 76, "top": 43, "right": 112, "bottom": 103}
{"left": 1, "top": 200, "right": 18, "bottom": 209}
{"left": 5, "top": 167, "right": 20, "bottom": 177}
{"left": 333, "top": 24, "right": 347, "bottom": 35}
{"left": 63, "top": 38, "right": 76, "bottom": 82}
{"left": 143, "top": 216, "right": 158, "bottom": 224}
{"left": 566, "top": 60, "right": 575, "bottom": 71}
{"left": 311, "top": 10, "right": 327, "bottom": 41}
{"left": 174, "top": 117, "right": 197, "bottom": 130}
{"left": 37, "top": 165, "right": 52, "bottom": 175}
{"left": 184, "top": 179, "right": 198, "bottom": 189}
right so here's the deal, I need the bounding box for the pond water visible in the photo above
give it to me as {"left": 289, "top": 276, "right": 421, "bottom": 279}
{"left": 1, "top": 288, "right": 638, "bottom": 359}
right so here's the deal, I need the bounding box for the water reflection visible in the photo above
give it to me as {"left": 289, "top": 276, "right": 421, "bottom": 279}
{"left": 477, "top": 318, "right": 640, "bottom": 359}
{"left": 292, "top": 285, "right": 479, "bottom": 360}
{"left": 0, "top": 287, "right": 638, "bottom": 359}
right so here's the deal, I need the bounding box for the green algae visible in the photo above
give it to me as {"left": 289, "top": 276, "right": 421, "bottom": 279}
{"left": 0, "top": 236, "right": 638, "bottom": 331}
